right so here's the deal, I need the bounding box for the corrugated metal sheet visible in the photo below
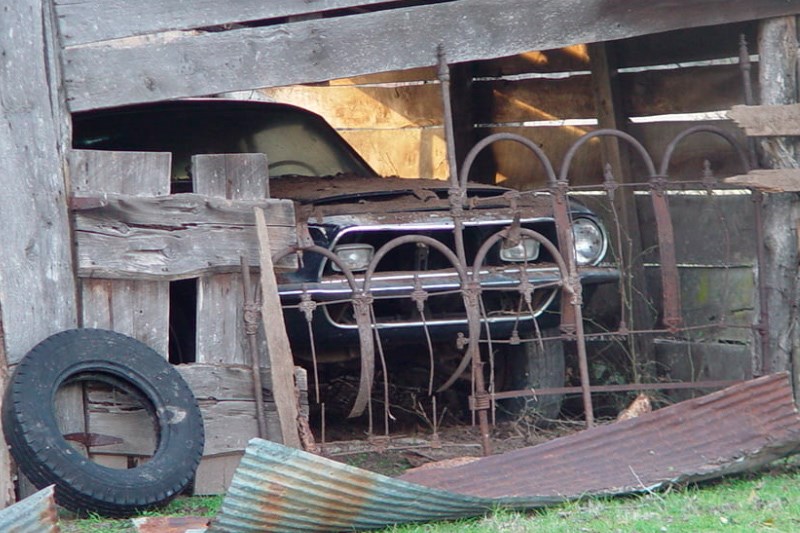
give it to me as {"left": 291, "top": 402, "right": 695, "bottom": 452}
{"left": 209, "top": 373, "right": 800, "bottom": 532}
{"left": 0, "top": 485, "right": 59, "bottom": 533}
{"left": 401, "top": 372, "right": 800, "bottom": 498}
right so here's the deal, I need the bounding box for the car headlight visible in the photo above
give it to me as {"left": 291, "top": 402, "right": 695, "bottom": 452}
{"left": 571, "top": 217, "right": 607, "bottom": 265}
{"left": 500, "top": 236, "right": 541, "bottom": 262}
{"left": 331, "top": 243, "right": 374, "bottom": 272}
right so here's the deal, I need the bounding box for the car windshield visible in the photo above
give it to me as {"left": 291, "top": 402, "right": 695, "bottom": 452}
{"left": 72, "top": 101, "right": 377, "bottom": 181}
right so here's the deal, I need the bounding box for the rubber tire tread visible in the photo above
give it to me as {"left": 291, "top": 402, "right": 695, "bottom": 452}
{"left": 2, "top": 329, "right": 205, "bottom": 516}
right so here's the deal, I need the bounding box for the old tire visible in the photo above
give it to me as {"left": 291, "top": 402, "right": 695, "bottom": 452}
{"left": 501, "top": 328, "right": 566, "bottom": 420}
{"left": 1, "top": 329, "right": 204, "bottom": 516}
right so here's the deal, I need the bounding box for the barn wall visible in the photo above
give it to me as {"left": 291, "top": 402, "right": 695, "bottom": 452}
{"left": 0, "top": 1, "right": 77, "bottom": 364}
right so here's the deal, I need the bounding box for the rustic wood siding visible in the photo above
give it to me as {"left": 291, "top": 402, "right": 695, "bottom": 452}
{"left": 56, "top": 0, "right": 800, "bottom": 112}
{"left": 0, "top": 1, "right": 77, "bottom": 364}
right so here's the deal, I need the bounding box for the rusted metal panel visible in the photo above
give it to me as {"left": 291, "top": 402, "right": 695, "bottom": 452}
{"left": 208, "top": 439, "right": 498, "bottom": 532}
{"left": 0, "top": 485, "right": 59, "bottom": 533}
{"left": 209, "top": 374, "right": 800, "bottom": 532}
{"left": 401, "top": 373, "right": 800, "bottom": 497}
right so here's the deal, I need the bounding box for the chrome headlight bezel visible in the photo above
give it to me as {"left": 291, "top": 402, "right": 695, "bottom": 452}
{"left": 500, "top": 236, "right": 541, "bottom": 263}
{"left": 571, "top": 217, "right": 607, "bottom": 266}
{"left": 331, "top": 243, "right": 374, "bottom": 273}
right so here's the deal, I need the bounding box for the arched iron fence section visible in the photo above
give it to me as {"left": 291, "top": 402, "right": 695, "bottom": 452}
{"left": 266, "top": 122, "right": 761, "bottom": 454}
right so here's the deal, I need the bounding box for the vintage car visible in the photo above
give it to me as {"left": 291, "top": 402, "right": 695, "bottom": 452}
{"left": 73, "top": 99, "right": 618, "bottom": 416}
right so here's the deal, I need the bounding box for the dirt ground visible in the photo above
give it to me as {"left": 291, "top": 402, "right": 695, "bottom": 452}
{"left": 317, "top": 416, "right": 584, "bottom": 477}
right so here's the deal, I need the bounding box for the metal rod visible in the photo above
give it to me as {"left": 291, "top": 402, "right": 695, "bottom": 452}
{"left": 241, "top": 255, "right": 268, "bottom": 439}
{"left": 490, "top": 379, "right": 743, "bottom": 400}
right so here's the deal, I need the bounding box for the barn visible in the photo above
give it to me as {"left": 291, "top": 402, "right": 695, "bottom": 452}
{"left": 2, "top": 0, "right": 800, "bottom": 514}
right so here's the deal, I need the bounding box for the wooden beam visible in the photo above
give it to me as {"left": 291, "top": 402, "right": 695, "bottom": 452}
{"left": 756, "top": 17, "right": 799, "bottom": 379}
{"left": 62, "top": 0, "right": 800, "bottom": 112}
{"left": 255, "top": 208, "right": 301, "bottom": 448}
{"left": 72, "top": 192, "right": 296, "bottom": 280}
{"left": 728, "top": 104, "right": 800, "bottom": 137}
{"left": 0, "top": 0, "right": 78, "bottom": 362}
{"left": 55, "top": 0, "right": 411, "bottom": 47}
{"left": 725, "top": 169, "right": 800, "bottom": 192}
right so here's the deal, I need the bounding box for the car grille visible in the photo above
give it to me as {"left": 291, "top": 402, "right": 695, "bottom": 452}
{"left": 322, "top": 221, "right": 561, "bottom": 327}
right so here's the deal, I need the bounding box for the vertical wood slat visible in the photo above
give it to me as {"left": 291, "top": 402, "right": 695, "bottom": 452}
{"left": 193, "top": 154, "right": 270, "bottom": 365}
{"left": 69, "top": 150, "right": 172, "bottom": 357}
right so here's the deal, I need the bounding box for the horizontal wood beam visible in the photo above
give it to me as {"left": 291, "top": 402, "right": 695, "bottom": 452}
{"left": 724, "top": 169, "right": 800, "bottom": 192}
{"left": 62, "top": 0, "right": 800, "bottom": 112}
{"left": 728, "top": 104, "right": 800, "bottom": 136}
{"left": 72, "top": 193, "right": 297, "bottom": 280}
{"left": 55, "top": 0, "right": 413, "bottom": 47}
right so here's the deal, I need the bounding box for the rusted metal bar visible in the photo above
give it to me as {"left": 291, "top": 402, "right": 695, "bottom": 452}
{"left": 241, "top": 254, "right": 268, "bottom": 439}
{"left": 490, "top": 379, "right": 743, "bottom": 400}
{"left": 438, "top": 48, "right": 491, "bottom": 453}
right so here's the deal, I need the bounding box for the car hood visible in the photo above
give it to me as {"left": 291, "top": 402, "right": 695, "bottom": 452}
{"left": 269, "top": 174, "right": 593, "bottom": 224}
{"left": 269, "top": 174, "right": 506, "bottom": 205}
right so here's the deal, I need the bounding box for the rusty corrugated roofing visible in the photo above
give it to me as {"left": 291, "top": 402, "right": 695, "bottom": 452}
{"left": 0, "top": 485, "right": 59, "bottom": 533}
{"left": 401, "top": 372, "right": 800, "bottom": 497}
{"left": 209, "top": 373, "right": 800, "bottom": 532}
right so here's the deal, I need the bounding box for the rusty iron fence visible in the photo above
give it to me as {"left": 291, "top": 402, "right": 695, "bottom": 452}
{"left": 267, "top": 53, "right": 763, "bottom": 456}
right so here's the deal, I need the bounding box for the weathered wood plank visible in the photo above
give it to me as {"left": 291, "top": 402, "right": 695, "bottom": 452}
{"left": 756, "top": 17, "right": 800, "bottom": 378}
{"left": 476, "top": 63, "right": 750, "bottom": 124}
{"left": 728, "top": 104, "right": 800, "bottom": 137}
{"left": 72, "top": 193, "right": 296, "bottom": 280}
{"left": 256, "top": 208, "right": 301, "bottom": 448}
{"left": 0, "top": 1, "right": 77, "bottom": 365}
{"left": 635, "top": 194, "right": 757, "bottom": 266}
{"left": 62, "top": 0, "right": 800, "bottom": 112}
{"left": 0, "top": 320, "right": 14, "bottom": 507}
{"left": 87, "top": 364, "right": 284, "bottom": 459}
{"left": 194, "top": 154, "right": 269, "bottom": 366}
{"left": 70, "top": 149, "right": 172, "bottom": 355}
{"left": 193, "top": 453, "right": 243, "bottom": 495}
{"left": 69, "top": 149, "right": 172, "bottom": 196}
{"left": 261, "top": 84, "right": 444, "bottom": 129}
{"left": 724, "top": 168, "right": 800, "bottom": 191}
{"left": 341, "top": 128, "right": 447, "bottom": 179}
{"left": 55, "top": 0, "right": 412, "bottom": 47}
{"left": 472, "top": 22, "right": 755, "bottom": 77}
{"left": 627, "top": 120, "right": 748, "bottom": 180}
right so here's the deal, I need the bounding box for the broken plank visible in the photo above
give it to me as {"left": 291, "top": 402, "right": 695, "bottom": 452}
{"left": 72, "top": 193, "right": 296, "bottom": 280}
{"left": 728, "top": 103, "right": 800, "bottom": 136}
{"left": 255, "top": 207, "right": 301, "bottom": 449}
{"left": 724, "top": 169, "right": 800, "bottom": 192}
{"left": 193, "top": 452, "right": 244, "bottom": 495}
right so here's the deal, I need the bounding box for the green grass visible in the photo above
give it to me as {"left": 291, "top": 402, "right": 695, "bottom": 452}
{"left": 59, "top": 495, "right": 222, "bottom": 533}
{"left": 60, "top": 458, "right": 800, "bottom": 532}
{"left": 377, "top": 458, "right": 800, "bottom": 532}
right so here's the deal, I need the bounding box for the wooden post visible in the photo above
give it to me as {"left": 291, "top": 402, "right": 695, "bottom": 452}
{"left": 0, "top": 312, "right": 14, "bottom": 508}
{"left": 0, "top": 0, "right": 78, "bottom": 501}
{"left": 588, "top": 42, "right": 656, "bottom": 380}
{"left": 193, "top": 154, "right": 270, "bottom": 366}
{"left": 255, "top": 208, "right": 302, "bottom": 448}
{"left": 756, "top": 17, "right": 800, "bottom": 380}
